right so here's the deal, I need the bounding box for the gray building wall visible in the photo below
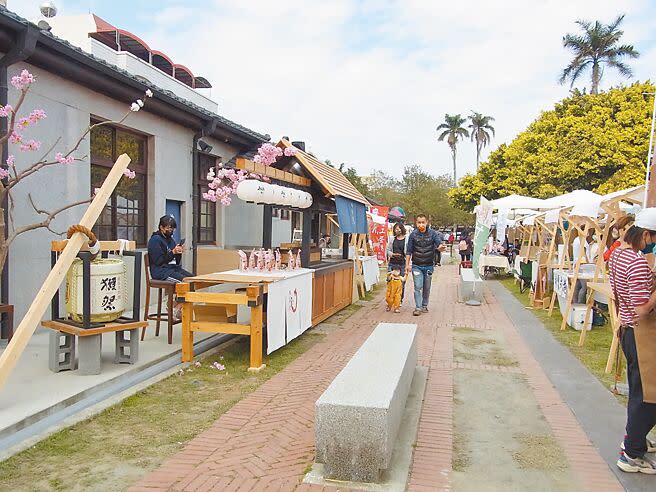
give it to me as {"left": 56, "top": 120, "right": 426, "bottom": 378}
{"left": 5, "top": 63, "right": 243, "bottom": 321}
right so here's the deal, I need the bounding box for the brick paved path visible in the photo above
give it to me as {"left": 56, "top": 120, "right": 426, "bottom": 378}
{"left": 131, "top": 265, "right": 622, "bottom": 492}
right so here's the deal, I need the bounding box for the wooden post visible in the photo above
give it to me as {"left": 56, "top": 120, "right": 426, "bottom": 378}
{"left": 0, "top": 154, "right": 131, "bottom": 389}
{"left": 247, "top": 286, "right": 265, "bottom": 372}
{"left": 301, "top": 208, "right": 312, "bottom": 268}
{"left": 178, "top": 283, "right": 193, "bottom": 362}
{"left": 606, "top": 295, "right": 621, "bottom": 374}
{"left": 262, "top": 205, "right": 273, "bottom": 250}
{"left": 560, "top": 222, "right": 589, "bottom": 331}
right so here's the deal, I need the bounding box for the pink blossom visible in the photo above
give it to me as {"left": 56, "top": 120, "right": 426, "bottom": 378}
{"left": 203, "top": 189, "right": 217, "bottom": 202}
{"left": 10, "top": 69, "right": 34, "bottom": 90}
{"left": 28, "top": 109, "right": 46, "bottom": 124}
{"left": 0, "top": 168, "right": 8, "bottom": 180}
{"left": 20, "top": 139, "right": 41, "bottom": 152}
{"left": 123, "top": 169, "right": 136, "bottom": 179}
{"left": 55, "top": 152, "right": 75, "bottom": 164}
{"left": 18, "top": 117, "right": 30, "bottom": 128}
{"left": 6, "top": 155, "right": 15, "bottom": 167}
{"left": 9, "top": 131, "right": 22, "bottom": 144}
{"left": 284, "top": 147, "right": 297, "bottom": 157}
{"left": 254, "top": 143, "right": 283, "bottom": 166}
{"left": 0, "top": 104, "right": 12, "bottom": 118}
{"left": 220, "top": 197, "right": 231, "bottom": 206}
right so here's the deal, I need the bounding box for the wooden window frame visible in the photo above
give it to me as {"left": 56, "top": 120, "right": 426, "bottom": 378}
{"left": 90, "top": 121, "right": 148, "bottom": 247}
{"left": 196, "top": 153, "right": 219, "bottom": 244}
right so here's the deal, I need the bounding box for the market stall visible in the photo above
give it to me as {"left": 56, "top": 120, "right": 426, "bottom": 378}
{"left": 185, "top": 139, "right": 370, "bottom": 369}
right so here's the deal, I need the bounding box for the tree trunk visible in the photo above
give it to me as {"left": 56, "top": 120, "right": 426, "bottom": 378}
{"left": 476, "top": 140, "right": 481, "bottom": 170}
{"left": 0, "top": 207, "right": 7, "bottom": 283}
{"left": 452, "top": 146, "right": 457, "bottom": 186}
{"left": 591, "top": 62, "right": 600, "bottom": 95}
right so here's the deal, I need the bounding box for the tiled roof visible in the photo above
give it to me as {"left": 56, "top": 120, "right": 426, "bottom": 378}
{"left": 0, "top": 6, "right": 269, "bottom": 144}
{"left": 278, "top": 140, "right": 370, "bottom": 206}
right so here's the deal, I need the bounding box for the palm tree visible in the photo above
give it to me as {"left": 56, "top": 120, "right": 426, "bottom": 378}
{"left": 468, "top": 112, "right": 495, "bottom": 170}
{"left": 436, "top": 114, "right": 469, "bottom": 185}
{"left": 560, "top": 14, "right": 639, "bottom": 95}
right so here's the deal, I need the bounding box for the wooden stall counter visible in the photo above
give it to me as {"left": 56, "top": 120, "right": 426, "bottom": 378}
{"left": 312, "top": 260, "right": 354, "bottom": 325}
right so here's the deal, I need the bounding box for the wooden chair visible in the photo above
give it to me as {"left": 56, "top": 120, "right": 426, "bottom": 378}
{"left": 142, "top": 254, "right": 180, "bottom": 344}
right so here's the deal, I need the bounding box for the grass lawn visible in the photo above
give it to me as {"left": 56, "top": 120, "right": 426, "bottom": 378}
{"left": 498, "top": 277, "right": 626, "bottom": 403}
{"left": 0, "top": 279, "right": 383, "bottom": 492}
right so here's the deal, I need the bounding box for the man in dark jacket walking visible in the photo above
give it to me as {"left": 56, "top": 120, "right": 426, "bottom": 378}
{"left": 406, "top": 214, "right": 445, "bottom": 316}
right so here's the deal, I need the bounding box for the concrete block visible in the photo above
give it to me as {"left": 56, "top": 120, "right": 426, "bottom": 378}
{"left": 114, "top": 329, "right": 139, "bottom": 364}
{"left": 315, "top": 323, "right": 417, "bottom": 483}
{"left": 48, "top": 331, "right": 76, "bottom": 372}
{"left": 78, "top": 334, "right": 102, "bottom": 375}
{"left": 460, "top": 268, "right": 483, "bottom": 303}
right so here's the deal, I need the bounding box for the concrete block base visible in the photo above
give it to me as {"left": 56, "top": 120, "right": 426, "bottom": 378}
{"left": 78, "top": 334, "right": 102, "bottom": 375}
{"left": 316, "top": 323, "right": 417, "bottom": 483}
{"left": 48, "top": 331, "right": 76, "bottom": 373}
{"left": 114, "top": 329, "right": 139, "bottom": 364}
{"left": 460, "top": 268, "right": 483, "bottom": 303}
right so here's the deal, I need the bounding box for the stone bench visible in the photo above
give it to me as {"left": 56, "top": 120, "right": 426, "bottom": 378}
{"left": 460, "top": 268, "right": 483, "bottom": 303}
{"left": 315, "top": 322, "right": 417, "bottom": 482}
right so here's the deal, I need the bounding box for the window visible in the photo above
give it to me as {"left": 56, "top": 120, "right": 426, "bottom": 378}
{"left": 196, "top": 153, "right": 218, "bottom": 244}
{"left": 281, "top": 209, "right": 290, "bottom": 220}
{"left": 90, "top": 123, "right": 148, "bottom": 246}
{"left": 272, "top": 207, "right": 280, "bottom": 218}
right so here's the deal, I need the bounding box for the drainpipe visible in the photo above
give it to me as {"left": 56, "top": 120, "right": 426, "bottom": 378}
{"left": 0, "top": 24, "right": 38, "bottom": 337}
{"left": 191, "top": 117, "right": 220, "bottom": 274}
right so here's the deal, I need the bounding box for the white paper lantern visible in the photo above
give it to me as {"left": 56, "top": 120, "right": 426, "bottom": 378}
{"left": 269, "top": 184, "right": 281, "bottom": 205}
{"left": 236, "top": 179, "right": 260, "bottom": 202}
{"left": 301, "top": 191, "right": 313, "bottom": 208}
{"left": 293, "top": 191, "right": 305, "bottom": 208}
{"left": 253, "top": 182, "right": 270, "bottom": 203}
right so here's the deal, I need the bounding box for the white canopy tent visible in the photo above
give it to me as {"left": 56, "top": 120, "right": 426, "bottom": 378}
{"left": 489, "top": 194, "right": 549, "bottom": 210}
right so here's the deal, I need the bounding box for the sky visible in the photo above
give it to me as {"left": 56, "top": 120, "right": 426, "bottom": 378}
{"left": 10, "top": 0, "right": 656, "bottom": 181}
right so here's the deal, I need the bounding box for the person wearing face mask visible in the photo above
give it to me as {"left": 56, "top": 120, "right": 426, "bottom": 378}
{"left": 148, "top": 215, "right": 191, "bottom": 283}
{"left": 609, "top": 208, "right": 656, "bottom": 474}
{"left": 147, "top": 215, "right": 191, "bottom": 320}
{"left": 605, "top": 216, "right": 634, "bottom": 262}
{"left": 405, "top": 214, "right": 446, "bottom": 316}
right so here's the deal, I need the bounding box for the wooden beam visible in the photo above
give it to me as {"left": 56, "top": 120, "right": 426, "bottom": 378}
{"left": 235, "top": 158, "right": 311, "bottom": 187}
{"left": 51, "top": 240, "right": 136, "bottom": 253}
{"left": 180, "top": 291, "right": 250, "bottom": 305}
{"left": 190, "top": 321, "right": 251, "bottom": 335}
{"left": 0, "top": 154, "right": 132, "bottom": 389}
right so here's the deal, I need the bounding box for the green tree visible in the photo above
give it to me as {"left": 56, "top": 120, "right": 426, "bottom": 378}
{"left": 436, "top": 114, "right": 469, "bottom": 185}
{"left": 560, "top": 14, "right": 639, "bottom": 95}
{"left": 339, "top": 163, "right": 370, "bottom": 197}
{"left": 449, "top": 82, "right": 654, "bottom": 211}
{"left": 468, "top": 111, "right": 495, "bottom": 170}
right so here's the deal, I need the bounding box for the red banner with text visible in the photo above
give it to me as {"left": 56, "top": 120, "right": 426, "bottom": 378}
{"left": 369, "top": 206, "right": 389, "bottom": 262}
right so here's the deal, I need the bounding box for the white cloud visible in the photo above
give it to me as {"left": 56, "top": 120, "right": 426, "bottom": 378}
{"left": 8, "top": 0, "right": 656, "bottom": 182}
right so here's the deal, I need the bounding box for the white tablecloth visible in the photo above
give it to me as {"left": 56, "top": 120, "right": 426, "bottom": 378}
{"left": 215, "top": 268, "right": 313, "bottom": 355}
{"left": 478, "top": 255, "right": 510, "bottom": 276}
{"left": 361, "top": 256, "right": 380, "bottom": 291}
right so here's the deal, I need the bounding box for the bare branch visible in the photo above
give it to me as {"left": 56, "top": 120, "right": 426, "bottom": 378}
{"left": 6, "top": 195, "right": 91, "bottom": 247}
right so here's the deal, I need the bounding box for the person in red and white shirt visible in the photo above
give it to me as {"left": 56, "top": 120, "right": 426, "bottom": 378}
{"left": 609, "top": 208, "right": 656, "bottom": 474}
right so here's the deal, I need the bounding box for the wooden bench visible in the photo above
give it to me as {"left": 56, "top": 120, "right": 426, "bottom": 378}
{"left": 42, "top": 319, "right": 146, "bottom": 375}
{"left": 460, "top": 268, "right": 483, "bottom": 303}
{"left": 315, "top": 323, "right": 417, "bottom": 482}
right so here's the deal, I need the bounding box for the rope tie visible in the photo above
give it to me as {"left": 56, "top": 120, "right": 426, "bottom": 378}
{"left": 67, "top": 224, "right": 99, "bottom": 257}
{"left": 67, "top": 224, "right": 97, "bottom": 245}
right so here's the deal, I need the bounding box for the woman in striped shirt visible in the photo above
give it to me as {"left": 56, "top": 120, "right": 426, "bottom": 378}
{"left": 609, "top": 209, "right": 656, "bottom": 474}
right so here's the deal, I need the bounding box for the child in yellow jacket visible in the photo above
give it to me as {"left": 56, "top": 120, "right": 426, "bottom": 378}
{"left": 386, "top": 267, "right": 404, "bottom": 313}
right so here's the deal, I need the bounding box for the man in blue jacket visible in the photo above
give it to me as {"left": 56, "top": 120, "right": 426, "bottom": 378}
{"left": 405, "top": 214, "right": 445, "bottom": 316}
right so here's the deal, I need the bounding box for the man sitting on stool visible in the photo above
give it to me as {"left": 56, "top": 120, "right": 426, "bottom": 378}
{"left": 147, "top": 215, "right": 191, "bottom": 320}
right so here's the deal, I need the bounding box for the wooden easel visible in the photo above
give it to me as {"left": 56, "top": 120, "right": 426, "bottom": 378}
{"left": 351, "top": 233, "right": 368, "bottom": 298}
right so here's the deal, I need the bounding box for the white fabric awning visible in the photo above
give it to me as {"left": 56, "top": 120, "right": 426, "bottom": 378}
{"left": 488, "top": 194, "right": 549, "bottom": 210}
